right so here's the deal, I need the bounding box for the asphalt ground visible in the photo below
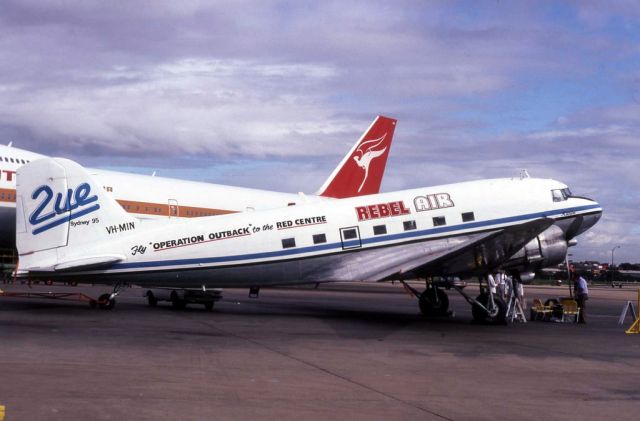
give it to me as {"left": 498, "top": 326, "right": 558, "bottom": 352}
{"left": 0, "top": 281, "right": 639, "bottom": 421}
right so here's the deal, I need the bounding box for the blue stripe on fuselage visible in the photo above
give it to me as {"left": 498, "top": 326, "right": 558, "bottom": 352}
{"left": 111, "top": 204, "right": 601, "bottom": 271}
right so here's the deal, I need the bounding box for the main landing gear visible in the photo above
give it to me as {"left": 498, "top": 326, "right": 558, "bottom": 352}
{"left": 402, "top": 281, "right": 451, "bottom": 318}
{"left": 419, "top": 286, "right": 450, "bottom": 317}
{"left": 403, "top": 277, "right": 507, "bottom": 324}
{"left": 471, "top": 292, "right": 507, "bottom": 324}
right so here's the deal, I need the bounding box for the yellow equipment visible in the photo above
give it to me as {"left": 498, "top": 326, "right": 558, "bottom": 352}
{"left": 626, "top": 289, "right": 640, "bottom": 334}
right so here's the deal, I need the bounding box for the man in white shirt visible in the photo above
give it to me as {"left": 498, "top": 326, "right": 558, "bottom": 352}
{"left": 574, "top": 273, "right": 589, "bottom": 324}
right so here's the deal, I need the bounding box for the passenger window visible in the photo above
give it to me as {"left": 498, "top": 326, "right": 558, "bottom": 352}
{"left": 403, "top": 220, "right": 417, "bottom": 231}
{"left": 373, "top": 225, "right": 387, "bottom": 235}
{"left": 462, "top": 212, "right": 475, "bottom": 222}
{"left": 282, "top": 238, "right": 296, "bottom": 249}
{"left": 342, "top": 229, "right": 358, "bottom": 240}
{"left": 10, "top": 158, "right": 14, "bottom": 163}
{"left": 432, "top": 216, "right": 446, "bottom": 227}
{"left": 313, "top": 234, "right": 327, "bottom": 244}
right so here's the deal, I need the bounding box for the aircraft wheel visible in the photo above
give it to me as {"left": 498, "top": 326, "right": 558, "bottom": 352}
{"left": 204, "top": 301, "right": 214, "bottom": 311}
{"left": 472, "top": 293, "right": 506, "bottom": 324}
{"left": 98, "top": 293, "right": 116, "bottom": 310}
{"left": 419, "top": 288, "right": 449, "bottom": 317}
{"left": 146, "top": 291, "right": 158, "bottom": 307}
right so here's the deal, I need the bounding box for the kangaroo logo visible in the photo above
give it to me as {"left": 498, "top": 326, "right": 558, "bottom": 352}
{"left": 353, "top": 133, "right": 388, "bottom": 192}
{"left": 29, "top": 183, "right": 100, "bottom": 235}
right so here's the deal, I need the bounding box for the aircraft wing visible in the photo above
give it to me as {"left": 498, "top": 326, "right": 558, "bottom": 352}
{"left": 403, "top": 217, "right": 556, "bottom": 279}
{"left": 304, "top": 218, "right": 554, "bottom": 282}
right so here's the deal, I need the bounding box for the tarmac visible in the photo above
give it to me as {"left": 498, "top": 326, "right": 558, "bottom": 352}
{"left": 0, "top": 281, "right": 639, "bottom": 420}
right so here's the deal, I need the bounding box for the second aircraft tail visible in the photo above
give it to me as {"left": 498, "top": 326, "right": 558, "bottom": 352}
{"left": 317, "top": 115, "right": 396, "bottom": 198}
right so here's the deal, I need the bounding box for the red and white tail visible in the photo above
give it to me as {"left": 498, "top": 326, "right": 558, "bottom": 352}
{"left": 317, "top": 115, "right": 396, "bottom": 198}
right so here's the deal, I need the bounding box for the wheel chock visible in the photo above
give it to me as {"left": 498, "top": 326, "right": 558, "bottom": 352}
{"left": 1, "top": 404, "right": 5, "bottom": 421}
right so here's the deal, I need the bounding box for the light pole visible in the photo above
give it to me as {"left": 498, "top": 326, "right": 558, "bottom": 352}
{"left": 566, "top": 253, "right": 573, "bottom": 297}
{"left": 611, "top": 245, "right": 621, "bottom": 285}
{"left": 611, "top": 245, "right": 620, "bottom": 267}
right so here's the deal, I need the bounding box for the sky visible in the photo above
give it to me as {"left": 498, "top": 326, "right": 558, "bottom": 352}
{"left": 0, "top": 1, "right": 639, "bottom": 263}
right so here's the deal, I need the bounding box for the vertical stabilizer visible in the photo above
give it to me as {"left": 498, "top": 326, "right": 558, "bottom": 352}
{"left": 317, "top": 115, "right": 396, "bottom": 198}
{"left": 16, "top": 158, "right": 136, "bottom": 271}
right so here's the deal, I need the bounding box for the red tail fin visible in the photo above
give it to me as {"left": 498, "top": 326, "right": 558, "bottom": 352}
{"left": 317, "top": 115, "right": 396, "bottom": 198}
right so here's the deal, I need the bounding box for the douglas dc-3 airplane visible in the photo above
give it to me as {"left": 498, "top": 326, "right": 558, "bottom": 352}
{"left": 14, "top": 156, "right": 602, "bottom": 322}
{"left": 0, "top": 116, "right": 396, "bottom": 248}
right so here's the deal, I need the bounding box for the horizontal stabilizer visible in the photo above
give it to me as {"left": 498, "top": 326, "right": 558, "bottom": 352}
{"left": 23, "top": 255, "right": 125, "bottom": 273}
{"left": 54, "top": 255, "right": 125, "bottom": 272}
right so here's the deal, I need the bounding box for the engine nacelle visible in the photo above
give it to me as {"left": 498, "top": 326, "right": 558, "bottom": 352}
{"left": 518, "top": 271, "right": 536, "bottom": 283}
{"left": 502, "top": 225, "right": 568, "bottom": 277}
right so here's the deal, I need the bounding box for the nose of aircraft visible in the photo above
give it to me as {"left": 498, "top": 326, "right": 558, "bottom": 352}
{"left": 579, "top": 210, "right": 602, "bottom": 233}
{"left": 566, "top": 197, "right": 602, "bottom": 239}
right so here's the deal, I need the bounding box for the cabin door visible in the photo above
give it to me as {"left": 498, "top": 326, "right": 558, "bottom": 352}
{"left": 339, "top": 226, "right": 362, "bottom": 250}
{"left": 168, "top": 199, "right": 179, "bottom": 218}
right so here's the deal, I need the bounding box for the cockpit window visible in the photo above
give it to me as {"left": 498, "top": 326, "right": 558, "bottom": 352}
{"left": 551, "top": 188, "right": 572, "bottom": 202}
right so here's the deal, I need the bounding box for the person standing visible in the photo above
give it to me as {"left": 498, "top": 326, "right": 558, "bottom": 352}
{"left": 487, "top": 272, "right": 497, "bottom": 295}
{"left": 574, "top": 273, "right": 589, "bottom": 324}
{"left": 495, "top": 271, "right": 506, "bottom": 298}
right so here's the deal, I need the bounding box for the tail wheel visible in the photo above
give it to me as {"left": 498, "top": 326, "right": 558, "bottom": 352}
{"left": 419, "top": 288, "right": 449, "bottom": 317}
{"left": 98, "top": 293, "right": 116, "bottom": 310}
{"left": 472, "top": 293, "right": 506, "bottom": 324}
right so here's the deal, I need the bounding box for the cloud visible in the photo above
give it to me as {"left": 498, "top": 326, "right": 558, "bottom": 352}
{"left": 0, "top": 2, "right": 551, "bottom": 161}
{"left": 1, "top": 58, "right": 350, "bottom": 158}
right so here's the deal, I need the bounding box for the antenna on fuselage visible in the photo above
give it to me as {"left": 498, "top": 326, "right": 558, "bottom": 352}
{"left": 7, "top": 141, "right": 12, "bottom": 147}
{"left": 520, "top": 169, "right": 530, "bottom": 179}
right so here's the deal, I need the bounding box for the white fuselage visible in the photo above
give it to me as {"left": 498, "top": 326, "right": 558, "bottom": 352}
{"left": 20, "top": 176, "right": 602, "bottom": 288}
